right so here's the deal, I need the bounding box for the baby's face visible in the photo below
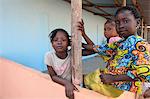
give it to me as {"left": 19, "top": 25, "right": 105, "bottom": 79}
{"left": 104, "top": 22, "right": 118, "bottom": 39}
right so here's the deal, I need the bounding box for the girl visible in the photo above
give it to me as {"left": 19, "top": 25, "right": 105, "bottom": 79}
{"left": 44, "top": 28, "right": 94, "bottom": 99}
{"left": 83, "top": 6, "right": 150, "bottom": 98}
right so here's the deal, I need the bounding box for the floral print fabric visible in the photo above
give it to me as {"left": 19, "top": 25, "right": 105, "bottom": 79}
{"left": 96, "top": 35, "right": 150, "bottom": 94}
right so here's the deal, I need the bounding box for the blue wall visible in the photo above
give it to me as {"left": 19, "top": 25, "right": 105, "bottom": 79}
{"left": 1, "top": 12, "right": 49, "bottom": 71}
{"left": 0, "top": 0, "right": 106, "bottom": 71}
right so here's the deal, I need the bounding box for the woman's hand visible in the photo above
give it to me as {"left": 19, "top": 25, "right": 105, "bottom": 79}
{"left": 100, "top": 73, "right": 114, "bottom": 84}
{"left": 65, "top": 82, "right": 79, "bottom": 99}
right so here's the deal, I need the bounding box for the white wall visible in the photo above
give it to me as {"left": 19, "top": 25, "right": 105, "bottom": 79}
{"left": 0, "top": 0, "right": 106, "bottom": 71}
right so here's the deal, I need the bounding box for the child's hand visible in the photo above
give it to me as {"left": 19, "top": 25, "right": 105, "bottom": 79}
{"left": 100, "top": 73, "right": 114, "bottom": 84}
{"left": 77, "top": 19, "right": 85, "bottom": 36}
{"left": 65, "top": 82, "right": 74, "bottom": 99}
{"left": 143, "top": 88, "right": 150, "bottom": 98}
{"left": 65, "top": 82, "right": 79, "bottom": 99}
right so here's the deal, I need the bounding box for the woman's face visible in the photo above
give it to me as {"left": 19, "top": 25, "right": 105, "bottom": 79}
{"left": 104, "top": 22, "right": 118, "bottom": 39}
{"left": 115, "top": 10, "right": 138, "bottom": 38}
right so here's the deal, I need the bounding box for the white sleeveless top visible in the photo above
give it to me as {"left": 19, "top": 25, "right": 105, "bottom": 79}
{"left": 44, "top": 51, "right": 72, "bottom": 82}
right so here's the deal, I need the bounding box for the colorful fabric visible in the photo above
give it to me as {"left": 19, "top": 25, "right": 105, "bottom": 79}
{"left": 109, "top": 36, "right": 122, "bottom": 44}
{"left": 95, "top": 35, "right": 150, "bottom": 94}
{"left": 84, "top": 69, "right": 124, "bottom": 98}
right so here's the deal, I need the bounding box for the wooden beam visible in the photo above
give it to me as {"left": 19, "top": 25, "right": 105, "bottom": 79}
{"left": 141, "top": 18, "right": 144, "bottom": 37}
{"left": 147, "top": 26, "right": 150, "bottom": 29}
{"left": 64, "top": 0, "right": 94, "bottom": 7}
{"left": 84, "top": 0, "right": 112, "bottom": 16}
{"left": 122, "top": 0, "right": 126, "bottom": 7}
{"left": 96, "top": 5, "right": 121, "bottom": 8}
{"left": 144, "top": 24, "right": 148, "bottom": 40}
{"left": 83, "top": 8, "right": 109, "bottom": 19}
{"left": 83, "top": 4, "right": 93, "bottom": 7}
{"left": 63, "top": 0, "right": 109, "bottom": 19}
{"left": 71, "top": 0, "right": 82, "bottom": 85}
{"left": 114, "top": 0, "right": 122, "bottom": 6}
{"left": 94, "top": 13, "right": 113, "bottom": 16}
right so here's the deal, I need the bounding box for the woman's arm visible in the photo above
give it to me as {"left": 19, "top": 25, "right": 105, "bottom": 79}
{"left": 113, "top": 74, "right": 136, "bottom": 82}
{"left": 100, "top": 73, "right": 136, "bottom": 84}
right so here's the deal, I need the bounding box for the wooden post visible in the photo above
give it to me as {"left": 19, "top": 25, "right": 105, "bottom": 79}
{"left": 71, "top": 0, "right": 82, "bottom": 85}
{"left": 144, "top": 24, "right": 147, "bottom": 41}
{"left": 122, "top": 0, "right": 126, "bottom": 6}
{"left": 141, "top": 18, "right": 144, "bottom": 38}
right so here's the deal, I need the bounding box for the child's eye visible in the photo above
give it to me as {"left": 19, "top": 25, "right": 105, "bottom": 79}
{"left": 62, "top": 39, "right": 67, "bottom": 41}
{"left": 124, "top": 19, "right": 128, "bottom": 23}
{"left": 107, "top": 27, "right": 111, "bottom": 31}
{"left": 115, "top": 21, "right": 120, "bottom": 25}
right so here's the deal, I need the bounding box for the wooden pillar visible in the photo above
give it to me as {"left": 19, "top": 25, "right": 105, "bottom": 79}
{"left": 71, "top": 0, "right": 82, "bottom": 85}
{"left": 122, "top": 0, "right": 126, "bottom": 6}
{"left": 141, "top": 18, "right": 144, "bottom": 38}
{"left": 144, "top": 24, "right": 147, "bottom": 41}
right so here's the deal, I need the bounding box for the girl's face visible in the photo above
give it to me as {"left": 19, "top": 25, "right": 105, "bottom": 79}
{"left": 104, "top": 22, "right": 118, "bottom": 39}
{"left": 115, "top": 10, "right": 138, "bottom": 38}
{"left": 52, "top": 31, "right": 69, "bottom": 53}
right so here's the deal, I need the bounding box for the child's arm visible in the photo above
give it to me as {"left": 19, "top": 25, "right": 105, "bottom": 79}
{"left": 82, "top": 48, "right": 95, "bottom": 56}
{"left": 82, "top": 43, "right": 95, "bottom": 51}
{"left": 47, "top": 66, "right": 78, "bottom": 99}
{"left": 77, "top": 20, "right": 117, "bottom": 57}
{"left": 78, "top": 20, "right": 96, "bottom": 56}
{"left": 82, "top": 43, "right": 101, "bottom": 56}
{"left": 78, "top": 20, "right": 94, "bottom": 45}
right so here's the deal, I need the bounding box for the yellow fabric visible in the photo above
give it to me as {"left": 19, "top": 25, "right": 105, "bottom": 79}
{"left": 84, "top": 69, "right": 124, "bottom": 98}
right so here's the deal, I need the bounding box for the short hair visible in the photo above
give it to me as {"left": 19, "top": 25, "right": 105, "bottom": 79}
{"left": 105, "top": 19, "right": 115, "bottom": 26}
{"left": 48, "top": 28, "right": 71, "bottom": 45}
{"left": 115, "top": 6, "right": 141, "bottom": 19}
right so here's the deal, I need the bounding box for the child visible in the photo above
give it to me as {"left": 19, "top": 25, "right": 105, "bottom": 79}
{"left": 44, "top": 28, "right": 94, "bottom": 99}
{"left": 104, "top": 19, "right": 122, "bottom": 44}
{"left": 83, "top": 6, "right": 150, "bottom": 98}
{"left": 83, "top": 19, "right": 123, "bottom": 98}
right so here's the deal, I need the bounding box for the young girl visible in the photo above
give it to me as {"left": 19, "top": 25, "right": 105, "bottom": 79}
{"left": 44, "top": 28, "right": 94, "bottom": 99}
{"left": 83, "top": 6, "right": 150, "bottom": 98}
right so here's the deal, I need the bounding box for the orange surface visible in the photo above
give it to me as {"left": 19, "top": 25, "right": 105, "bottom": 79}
{"left": 0, "top": 57, "right": 136, "bottom": 99}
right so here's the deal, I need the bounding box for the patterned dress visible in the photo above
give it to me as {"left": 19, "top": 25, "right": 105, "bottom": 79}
{"left": 84, "top": 35, "right": 150, "bottom": 97}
